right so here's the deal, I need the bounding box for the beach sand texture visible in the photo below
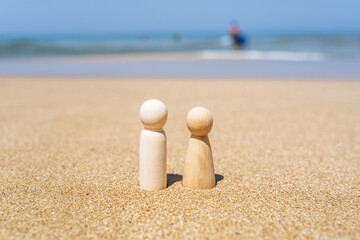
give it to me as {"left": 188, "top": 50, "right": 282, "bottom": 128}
{"left": 0, "top": 78, "right": 359, "bottom": 239}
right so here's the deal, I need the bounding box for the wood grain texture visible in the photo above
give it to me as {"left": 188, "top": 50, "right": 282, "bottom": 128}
{"left": 139, "top": 129, "right": 167, "bottom": 190}
{"left": 183, "top": 135, "right": 216, "bottom": 189}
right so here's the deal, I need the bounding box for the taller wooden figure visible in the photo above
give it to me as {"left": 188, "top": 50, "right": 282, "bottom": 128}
{"left": 183, "top": 107, "right": 216, "bottom": 189}
{"left": 139, "top": 99, "right": 167, "bottom": 190}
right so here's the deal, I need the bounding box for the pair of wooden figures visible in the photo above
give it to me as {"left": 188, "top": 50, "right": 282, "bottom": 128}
{"left": 139, "top": 99, "right": 215, "bottom": 190}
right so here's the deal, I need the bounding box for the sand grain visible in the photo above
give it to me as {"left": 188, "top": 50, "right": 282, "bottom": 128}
{"left": 0, "top": 78, "right": 359, "bottom": 239}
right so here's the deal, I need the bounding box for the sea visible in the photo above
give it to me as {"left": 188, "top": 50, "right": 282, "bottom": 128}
{"left": 0, "top": 31, "right": 359, "bottom": 79}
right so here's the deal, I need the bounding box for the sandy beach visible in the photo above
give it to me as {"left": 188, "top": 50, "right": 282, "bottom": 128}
{"left": 0, "top": 77, "right": 359, "bottom": 239}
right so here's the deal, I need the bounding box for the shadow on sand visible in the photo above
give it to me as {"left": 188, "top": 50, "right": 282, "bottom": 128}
{"left": 167, "top": 173, "right": 224, "bottom": 187}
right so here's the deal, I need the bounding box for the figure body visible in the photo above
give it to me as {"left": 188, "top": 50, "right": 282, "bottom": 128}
{"left": 183, "top": 107, "right": 215, "bottom": 189}
{"left": 139, "top": 99, "right": 167, "bottom": 190}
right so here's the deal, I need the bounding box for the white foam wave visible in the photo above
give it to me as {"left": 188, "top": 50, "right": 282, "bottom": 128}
{"left": 201, "top": 50, "right": 325, "bottom": 61}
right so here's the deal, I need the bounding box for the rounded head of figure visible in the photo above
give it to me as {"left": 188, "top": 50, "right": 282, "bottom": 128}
{"left": 140, "top": 99, "right": 168, "bottom": 130}
{"left": 186, "top": 107, "right": 213, "bottom": 136}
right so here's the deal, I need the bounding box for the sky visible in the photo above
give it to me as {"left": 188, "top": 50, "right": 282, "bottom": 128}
{"left": 0, "top": 0, "right": 359, "bottom": 34}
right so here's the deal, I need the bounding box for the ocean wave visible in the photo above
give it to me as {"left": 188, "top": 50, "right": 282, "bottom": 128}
{"left": 201, "top": 50, "right": 326, "bottom": 61}
{"left": 0, "top": 33, "right": 358, "bottom": 59}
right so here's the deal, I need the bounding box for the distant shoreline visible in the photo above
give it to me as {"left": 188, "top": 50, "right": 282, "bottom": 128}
{"left": 0, "top": 53, "right": 359, "bottom": 80}
{"left": 0, "top": 50, "right": 327, "bottom": 63}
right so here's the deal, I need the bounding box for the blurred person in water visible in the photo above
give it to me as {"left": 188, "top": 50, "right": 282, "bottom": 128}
{"left": 229, "top": 21, "right": 246, "bottom": 49}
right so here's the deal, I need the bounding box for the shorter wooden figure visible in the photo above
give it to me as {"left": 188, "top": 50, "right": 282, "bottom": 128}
{"left": 183, "top": 107, "right": 215, "bottom": 189}
{"left": 139, "top": 99, "right": 167, "bottom": 190}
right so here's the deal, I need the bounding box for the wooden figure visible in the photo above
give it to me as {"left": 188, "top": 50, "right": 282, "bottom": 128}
{"left": 139, "top": 99, "right": 167, "bottom": 190}
{"left": 183, "top": 107, "right": 215, "bottom": 189}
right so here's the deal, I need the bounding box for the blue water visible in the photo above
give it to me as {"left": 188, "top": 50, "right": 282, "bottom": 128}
{"left": 1, "top": 31, "right": 359, "bottom": 79}
{"left": 0, "top": 31, "right": 360, "bottom": 60}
